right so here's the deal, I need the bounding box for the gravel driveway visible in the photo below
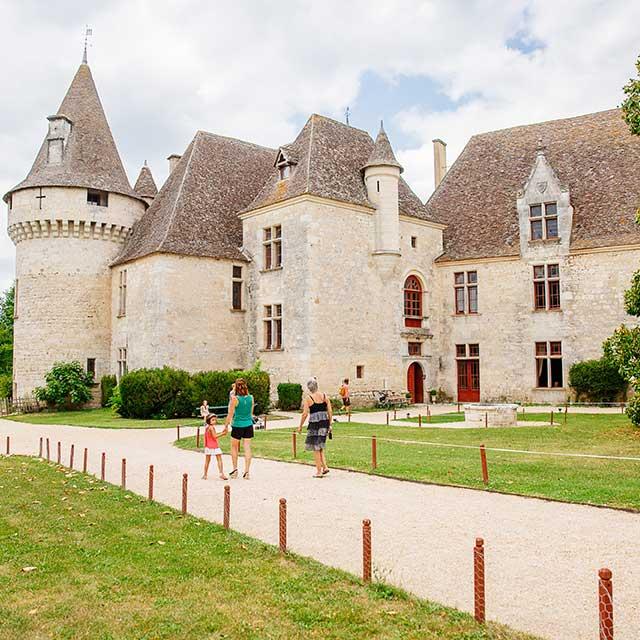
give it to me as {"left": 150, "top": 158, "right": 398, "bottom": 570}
{"left": 1, "top": 418, "right": 638, "bottom": 640}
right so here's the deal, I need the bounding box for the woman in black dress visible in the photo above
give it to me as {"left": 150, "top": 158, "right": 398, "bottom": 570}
{"left": 298, "top": 377, "right": 333, "bottom": 477}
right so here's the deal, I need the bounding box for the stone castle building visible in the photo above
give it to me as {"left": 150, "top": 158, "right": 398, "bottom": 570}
{"left": 5, "top": 58, "right": 640, "bottom": 404}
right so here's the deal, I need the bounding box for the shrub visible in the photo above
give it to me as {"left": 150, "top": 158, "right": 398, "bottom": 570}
{"left": 568, "top": 358, "right": 627, "bottom": 403}
{"left": 118, "top": 367, "right": 193, "bottom": 419}
{"left": 0, "top": 373, "right": 11, "bottom": 399}
{"left": 34, "top": 361, "right": 93, "bottom": 410}
{"left": 191, "top": 365, "right": 270, "bottom": 415}
{"left": 101, "top": 375, "right": 117, "bottom": 408}
{"left": 626, "top": 392, "right": 640, "bottom": 427}
{"left": 277, "top": 383, "right": 302, "bottom": 410}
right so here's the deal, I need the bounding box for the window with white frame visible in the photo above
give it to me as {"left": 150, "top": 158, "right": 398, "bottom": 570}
{"left": 533, "top": 264, "right": 560, "bottom": 310}
{"left": 535, "top": 341, "right": 563, "bottom": 388}
{"left": 454, "top": 271, "right": 478, "bottom": 314}
{"left": 263, "top": 304, "right": 282, "bottom": 350}
{"left": 263, "top": 226, "right": 282, "bottom": 270}
{"left": 117, "top": 347, "right": 128, "bottom": 380}
{"left": 529, "top": 202, "right": 558, "bottom": 240}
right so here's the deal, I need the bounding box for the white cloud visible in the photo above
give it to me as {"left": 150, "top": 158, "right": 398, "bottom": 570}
{"left": 0, "top": 0, "right": 638, "bottom": 290}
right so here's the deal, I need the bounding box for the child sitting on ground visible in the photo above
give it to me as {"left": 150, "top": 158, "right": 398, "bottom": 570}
{"left": 203, "top": 413, "right": 228, "bottom": 480}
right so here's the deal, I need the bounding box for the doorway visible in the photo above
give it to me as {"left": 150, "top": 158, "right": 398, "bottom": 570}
{"left": 407, "top": 362, "right": 424, "bottom": 403}
{"left": 457, "top": 359, "right": 480, "bottom": 402}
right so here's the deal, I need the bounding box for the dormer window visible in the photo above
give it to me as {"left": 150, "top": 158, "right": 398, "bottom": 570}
{"left": 87, "top": 189, "right": 108, "bottom": 207}
{"left": 278, "top": 163, "right": 291, "bottom": 180}
{"left": 530, "top": 202, "right": 558, "bottom": 240}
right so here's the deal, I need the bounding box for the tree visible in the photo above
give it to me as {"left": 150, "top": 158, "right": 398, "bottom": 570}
{"left": 0, "top": 284, "right": 14, "bottom": 384}
{"left": 622, "top": 54, "right": 640, "bottom": 137}
{"left": 34, "top": 361, "right": 94, "bottom": 410}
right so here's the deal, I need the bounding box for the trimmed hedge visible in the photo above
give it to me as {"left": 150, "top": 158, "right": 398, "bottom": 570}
{"left": 277, "top": 383, "right": 302, "bottom": 410}
{"left": 626, "top": 392, "right": 640, "bottom": 427}
{"left": 34, "top": 361, "right": 93, "bottom": 410}
{"left": 101, "top": 375, "right": 117, "bottom": 408}
{"left": 568, "top": 358, "right": 627, "bottom": 403}
{"left": 118, "top": 365, "right": 270, "bottom": 419}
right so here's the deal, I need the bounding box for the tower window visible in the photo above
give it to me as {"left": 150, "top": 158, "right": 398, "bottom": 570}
{"left": 356, "top": 365, "right": 364, "bottom": 379}
{"left": 376, "top": 180, "right": 380, "bottom": 193}
{"left": 87, "top": 189, "right": 108, "bottom": 207}
{"left": 86, "top": 358, "right": 96, "bottom": 381}
{"left": 263, "top": 226, "right": 282, "bottom": 270}
{"left": 263, "top": 304, "right": 283, "bottom": 350}
{"left": 411, "top": 236, "right": 417, "bottom": 248}
{"left": 118, "top": 270, "right": 127, "bottom": 317}
{"left": 117, "top": 348, "right": 128, "bottom": 380}
{"left": 232, "top": 265, "right": 243, "bottom": 310}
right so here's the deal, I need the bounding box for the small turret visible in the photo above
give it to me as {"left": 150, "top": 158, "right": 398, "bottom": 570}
{"left": 134, "top": 162, "right": 158, "bottom": 206}
{"left": 363, "top": 121, "right": 402, "bottom": 259}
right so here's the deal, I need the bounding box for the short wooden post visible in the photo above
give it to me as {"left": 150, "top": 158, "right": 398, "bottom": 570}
{"left": 279, "top": 498, "right": 287, "bottom": 553}
{"left": 457, "top": 401, "right": 461, "bottom": 412}
{"left": 598, "top": 568, "right": 613, "bottom": 640}
{"left": 38, "top": 437, "right": 43, "bottom": 458}
{"left": 386, "top": 412, "right": 389, "bottom": 426}
{"left": 484, "top": 412, "right": 488, "bottom": 428}
{"left": 474, "top": 538, "right": 486, "bottom": 623}
{"left": 427, "top": 405, "right": 431, "bottom": 423}
{"left": 418, "top": 413, "right": 422, "bottom": 427}
{"left": 5, "top": 435, "right": 9, "bottom": 455}
{"left": 121, "top": 458, "right": 127, "bottom": 489}
{"left": 223, "top": 485, "right": 230, "bottom": 530}
{"left": 550, "top": 410, "right": 554, "bottom": 425}
{"left": 480, "top": 444, "right": 489, "bottom": 485}
{"left": 362, "top": 519, "right": 372, "bottom": 582}
{"left": 196, "top": 426, "right": 200, "bottom": 449}
{"left": 564, "top": 404, "right": 568, "bottom": 424}
{"left": 292, "top": 431, "right": 297, "bottom": 458}
{"left": 393, "top": 408, "right": 397, "bottom": 420}
{"left": 371, "top": 436, "right": 377, "bottom": 470}
{"left": 264, "top": 414, "right": 268, "bottom": 430}
{"left": 348, "top": 411, "right": 351, "bottom": 423}
{"left": 46, "top": 438, "right": 50, "bottom": 461}
{"left": 57, "top": 441, "right": 61, "bottom": 464}
{"left": 83, "top": 447, "right": 88, "bottom": 473}
{"left": 100, "top": 452, "right": 106, "bottom": 481}
{"left": 182, "top": 473, "right": 188, "bottom": 515}
{"left": 148, "top": 465, "right": 154, "bottom": 500}
{"left": 177, "top": 424, "right": 181, "bottom": 441}
{"left": 69, "top": 444, "right": 75, "bottom": 469}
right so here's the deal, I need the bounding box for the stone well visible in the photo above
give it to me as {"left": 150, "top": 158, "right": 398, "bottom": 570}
{"left": 464, "top": 403, "right": 519, "bottom": 427}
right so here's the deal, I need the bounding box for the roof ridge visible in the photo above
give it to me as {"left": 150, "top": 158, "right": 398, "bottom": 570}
{"left": 471, "top": 108, "right": 621, "bottom": 139}
{"left": 308, "top": 112, "right": 370, "bottom": 136}
{"left": 157, "top": 136, "right": 198, "bottom": 252}
{"left": 195, "top": 129, "right": 276, "bottom": 152}
{"left": 304, "top": 115, "right": 315, "bottom": 195}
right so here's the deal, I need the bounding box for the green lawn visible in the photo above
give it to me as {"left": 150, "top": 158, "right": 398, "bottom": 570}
{"left": 4, "top": 407, "right": 288, "bottom": 429}
{"left": 178, "top": 412, "right": 640, "bottom": 511}
{"left": 0, "top": 456, "right": 534, "bottom": 640}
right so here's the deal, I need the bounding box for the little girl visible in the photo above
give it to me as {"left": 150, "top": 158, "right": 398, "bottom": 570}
{"left": 203, "top": 414, "right": 228, "bottom": 480}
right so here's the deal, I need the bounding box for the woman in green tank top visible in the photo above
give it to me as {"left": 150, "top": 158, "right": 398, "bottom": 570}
{"left": 224, "top": 378, "right": 254, "bottom": 479}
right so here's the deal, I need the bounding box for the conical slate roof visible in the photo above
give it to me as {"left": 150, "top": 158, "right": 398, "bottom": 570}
{"left": 133, "top": 163, "right": 158, "bottom": 199}
{"left": 4, "top": 63, "right": 140, "bottom": 201}
{"left": 362, "top": 121, "right": 403, "bottom": 173}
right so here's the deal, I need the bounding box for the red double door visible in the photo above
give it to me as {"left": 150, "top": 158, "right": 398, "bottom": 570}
{"left": 457, "top": 359, "right": 480, "bottom": 402}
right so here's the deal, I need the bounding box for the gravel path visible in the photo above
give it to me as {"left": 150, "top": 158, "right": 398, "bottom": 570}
{"left": 1, "top": 418, "right": 638, "bottom": 640}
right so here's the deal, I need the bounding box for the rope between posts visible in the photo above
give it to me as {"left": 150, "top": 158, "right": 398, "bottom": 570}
{"left": 256, "top": 430, "right": 640, "bottom": 462}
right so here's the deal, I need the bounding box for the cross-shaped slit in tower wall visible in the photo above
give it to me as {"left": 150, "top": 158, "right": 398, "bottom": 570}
{"left": 35, "top": 187, "right": 46, "bottom": 209}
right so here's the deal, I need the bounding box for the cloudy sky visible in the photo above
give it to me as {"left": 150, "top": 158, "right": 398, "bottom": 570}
{"left": 0, "top": 0, "right": 639, "bottom": 291}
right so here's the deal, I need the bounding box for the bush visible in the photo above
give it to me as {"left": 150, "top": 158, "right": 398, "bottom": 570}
{"left": 34, "top": 361, "right": 93, "bottom": 410}
{"left": 626, "top": 392, "right": 640, "bottom": 426}
{"left": 101, "top": 375, "right": 117, "bottom": 408}
{"left": 568, "top": 358, "right": 628, "bottom": 403}
{"left": 191, "top": 365, "right": 270, "bottom": 415}
{"left": 118, "top": 363, "right": 271, "bottom": 419}
{"left": 0, "top": 373, "right": 11, "bottom": 399}
{"left": 277, "top": 383, "right": 302, "bottom": 410}
{"left": 118, "top": 367, "right": 194, "bottom": 419}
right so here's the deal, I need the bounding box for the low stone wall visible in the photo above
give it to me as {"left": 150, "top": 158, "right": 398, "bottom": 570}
{"left": 464, "top": 403, "right": 519, "bottom": 427}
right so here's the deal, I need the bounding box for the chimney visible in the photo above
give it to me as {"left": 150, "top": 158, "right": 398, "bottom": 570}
{"left": 167, "top": 154, "right": 182, "bottom": 174}
{"left": 432, "top": 139, "right": 447, "bottom": 189}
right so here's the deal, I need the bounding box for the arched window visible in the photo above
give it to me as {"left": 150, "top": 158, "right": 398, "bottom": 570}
{"left": 404, "top": 276, "right": 423, "bottom": 327}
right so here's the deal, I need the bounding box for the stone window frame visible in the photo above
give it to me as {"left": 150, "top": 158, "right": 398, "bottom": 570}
{"left": 263, "top": 225, "right": 282, "bottom": 271}
{"left": 356, "top": 365, "right": 364, "bottom": 379}
{"left": 535, "top": 341, "right": 563, "bottom": 388}
{"left": 87, "top": 189, "right": 109, "bottom": 207}
{"left": 263, "top": 304, "right": 283, "bottom": 351}
{"left": 231, "top": 265, "right": 244, "bottom": 311}
{"left": 86, "top": 358, "right": 96, "bottom": 382}
{"left": 117, "top": 347, "right": 128, "bottom": 381}
{"left": 118, "top": 269, "right": 127, "bottom": 317}
{"left": 454, "top": 271, "right": 478, "bottom": 315}
{"left": 408, "top": 341, "right": 422, "bottom": 356}
{"left": 529, "top": 202, "right": 558, "bottom": 241}
{"left": 404, "top": 275, "right": 424, "bottom": 328}
{"left": 533, "top": 264, "right": 561, "bottom": 311}
{"left": 410, "top": 236, "right": 417, "bottom": 248}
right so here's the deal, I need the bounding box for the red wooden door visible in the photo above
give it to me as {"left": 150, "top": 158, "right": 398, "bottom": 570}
{"left": 407, "top": 362, "right": 424, "bottom": 403}
{"left": 457, "top": 360, "right": 479, "bottom": 402}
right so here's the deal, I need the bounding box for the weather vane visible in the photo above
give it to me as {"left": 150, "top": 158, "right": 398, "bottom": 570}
{"left": 345, "top": 106, "right": 351, "bottom": 126}
{"left": 82, "top": 25, "right": 93, "bottom": 64}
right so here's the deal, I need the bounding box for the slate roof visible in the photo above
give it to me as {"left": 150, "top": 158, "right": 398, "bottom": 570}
{"left": 363, "top": 122, "right": 403, "bottom": 172}
{"left": 114, "top": 131, "right": 275, "bottom": 265}
{"left": 426, "top": 109, "right": 640, "bottom": 261}
{"left": 4, "top": 63, "right": 139, "bottom": 201}
{"left": 133, "top": 163, "right": 158, "bottom": 199}
{"left": 245, "top": 114, "right": 433, "bottom": 221}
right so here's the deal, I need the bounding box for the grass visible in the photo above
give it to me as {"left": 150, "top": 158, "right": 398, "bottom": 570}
{"left": 0, "top": 456, "right": 535, "bottom": 640}
{"left": 177, "top": 412, "right": 640, "bottom": 511}
{"left": 4, "top": 407, "right": 288, "bottom": 429}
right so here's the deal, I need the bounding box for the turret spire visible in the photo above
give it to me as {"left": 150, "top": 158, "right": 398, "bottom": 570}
{"left": 363, "top": 121, "right": 403, "bottom": 173}
{"left": 82, "top": 26, "right": 92, "bottom": 65}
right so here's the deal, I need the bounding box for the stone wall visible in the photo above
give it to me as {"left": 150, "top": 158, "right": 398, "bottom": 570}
{"left": 433, "top": 248, "right": 640, "bottom": 402}
{"left": 8, "top": 186, "right": 145, "bottom": 396}
{"left": 111, "top": 253, "right": 247, "bottom": 376}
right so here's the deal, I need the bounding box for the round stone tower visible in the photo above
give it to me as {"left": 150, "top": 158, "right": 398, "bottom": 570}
{"left": 4, "top": 59, "right": 147, "bottom": 397}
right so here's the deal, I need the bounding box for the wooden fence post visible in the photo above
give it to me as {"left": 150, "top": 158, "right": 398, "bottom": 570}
{"left": 101, "top": 452, "right": 106, "bottom": 481}
{"left": 83, "top": 448, "right": 88, "bottom": 473}
{"left": 474, "top": 538, "right": 486, "bottom": 623}
{"left": 121, "top": 458, "right": 126, "bottom": 489}
{"left": 182, "top": 473, "right": 188, "bottom": 515}
{"left": 223, "top": 485, "right": 230, "bottom": 530}
{"left": 148, "top": 465, "right": 154, "bottom": 500}
{"left": 69, "top": 444, "right": 75, "bottom": 469}
{"left": 279, "top": 498, "right": 287, "bottom": 553}
{"left": 480, "top": 445, "right": 489, "bottom": 485}
{"left": 598, "top": 568, "right": 613, "bottom": 640}
{"left": 292, "top": 431, "right": 297, "bottom": 458}
{"left": 362, "top": 519, "right": 372, "bottom": 582}
{"left": 371, "top": 436, "right": 377, "bottom": 470}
